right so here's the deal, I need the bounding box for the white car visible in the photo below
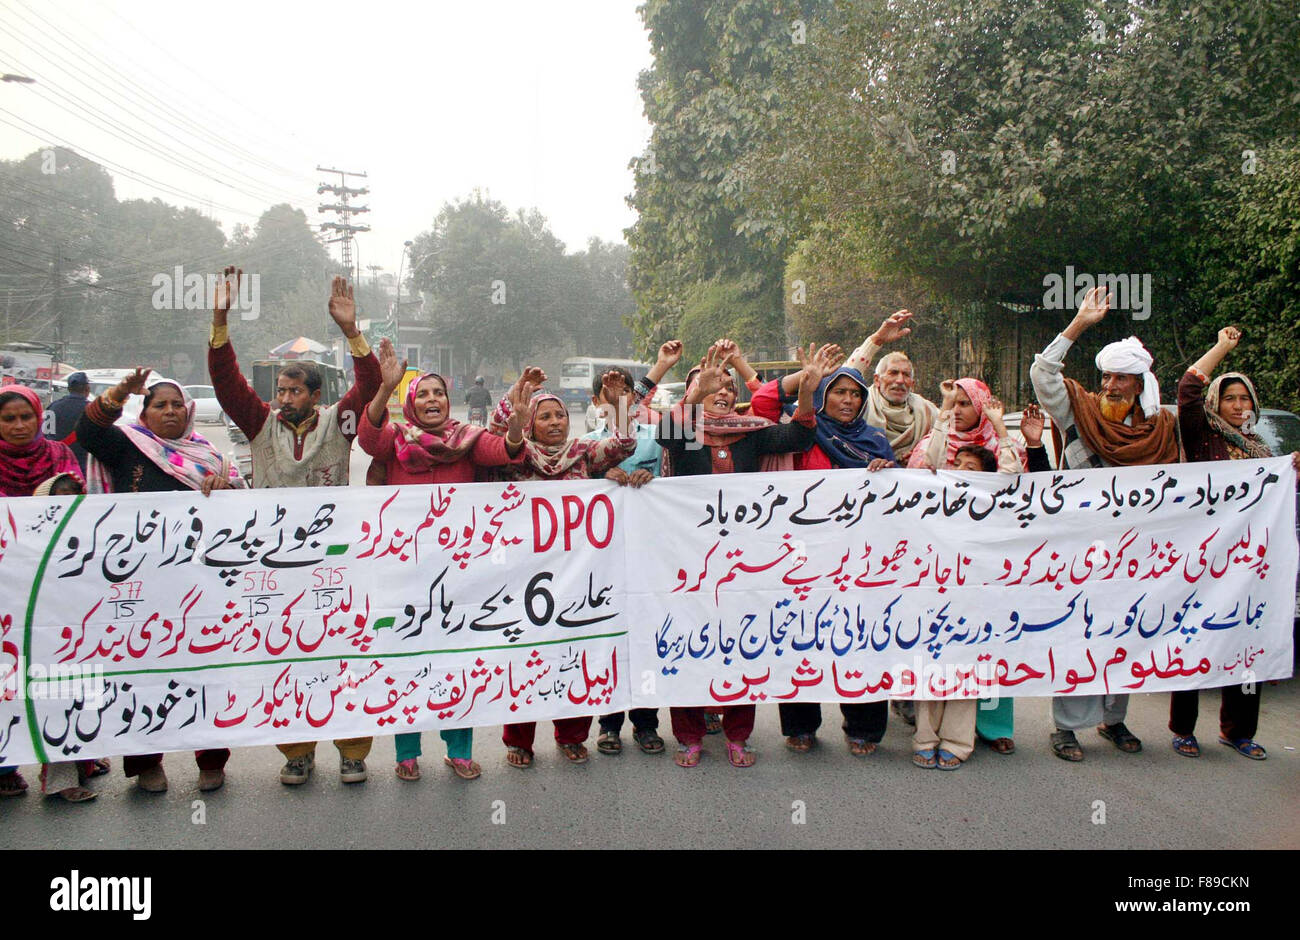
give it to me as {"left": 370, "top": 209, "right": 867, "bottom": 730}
{"left": 184, "top": 385, "right": 225, "bottom": 424}
{"left": 51, "top": 369, "right": 143, "bottom": 426}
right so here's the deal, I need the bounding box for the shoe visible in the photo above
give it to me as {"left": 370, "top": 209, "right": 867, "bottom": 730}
{"left": 136, "top": 765, "right": 168, "bottom": 793}
{"left": 198, "top": 768, "right": 225, "bottom": 791}
{"left": 340, "top": 757, "right": 368, "bottom": 783}
{"left": 279, "top": 753, "right": 314, "bottom": 785}
{"left": 1097, "top": 722, "right": 1142, "bottom": 753}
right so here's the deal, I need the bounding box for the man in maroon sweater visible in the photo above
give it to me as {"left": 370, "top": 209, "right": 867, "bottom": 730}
{"left": 208, "top": 267, "right": 382, "bottom": 786}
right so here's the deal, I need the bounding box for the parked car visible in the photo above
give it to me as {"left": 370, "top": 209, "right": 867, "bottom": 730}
{"left": 184, "top": 385, "right": 225, "bottom": 424}
{"left": 51, "top": 369, "right": 143, "bottom": 426}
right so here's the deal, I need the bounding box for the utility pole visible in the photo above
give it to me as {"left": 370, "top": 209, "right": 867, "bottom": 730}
{"left": 365, "top": 264, "right": 383, "bottom": 288}
{"left": 316, "top": 166, "right": 370, "bottom": 283}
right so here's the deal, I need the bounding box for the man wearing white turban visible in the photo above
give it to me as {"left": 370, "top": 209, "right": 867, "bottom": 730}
{"left": 1030, "top": 286, "right": 1180, "bottom": 762}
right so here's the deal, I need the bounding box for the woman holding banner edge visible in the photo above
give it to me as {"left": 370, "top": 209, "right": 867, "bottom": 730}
{"left": 655, "top": 341, "right": 831, "bottom": 768}
{"left": 358, "top": 338, "right": 529, "bottom": 781}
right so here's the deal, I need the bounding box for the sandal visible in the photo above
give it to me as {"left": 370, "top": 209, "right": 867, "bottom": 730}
{"left": 79, "top": 758, "right": 111, "bottom": 781}
{"left": 1171, "top": 734, "right": 1200, "bottom": 758}
{"left": 395, "top": 758, "right": 421, "bottom": 781}
{"left": 912, "top": 748, "right": 937, "bottom": 768}
{"left": 633, "top": 728, "right": 665, "bottom": 754}
{"left": 0, "top": 771, "right": 28, "bottom": 797}
{"left": 936, "top": 748, "right": 962, "bottom": 770}
{"left": 50, "top": 786, "right": 97, "bottom": 803}
{"left": 558, "top": 742, "right": 588, "bottom": 764}
{"left": 596, "top": 731, "right": 622, "bottom": 755}
{"left": 444, "top": 757, "right": 482, "bottom": 779}
{"left": 987, "top": 737, "right": 1015, "bottom": 756}
{"left": 674, "top": 743, "right": 702, "bottom": 768}
{"left": 703, "top": 713, "right": 723, "bottom": 735}
{"left": 726, "top": 740, "right": 755, "bottom": 768}
{"left": 1050, "top": 730, "right": 1084, "bottom": 762}
{"left": 1219, "top": 736, "right": 1267, "bottom": 760}
{"left": 505, "top": 746, "right": 533, "bottom": 769}
{"left": 784, "top": 733, "right": 815, "bottom": 752}
{"left": 1097, "top": 722, "right": 1142, "bottom": 753}
{"left": 847, "top": 737, "right": 877, "bottom": 757}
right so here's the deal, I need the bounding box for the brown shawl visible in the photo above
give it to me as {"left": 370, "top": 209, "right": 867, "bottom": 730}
{"left": 1061, "top": 377, "right": 1180, "bottom": 465}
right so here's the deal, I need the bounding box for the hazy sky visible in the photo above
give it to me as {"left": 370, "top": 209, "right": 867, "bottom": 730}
{"left": 0, "top": 0, "right": 654, "bottom": 275}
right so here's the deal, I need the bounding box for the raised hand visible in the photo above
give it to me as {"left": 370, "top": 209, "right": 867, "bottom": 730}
{"left": 1076, "top": 286, "right": 1111, "bottom": 328}
{"left": 600, "top": 369, "right": 629, "bottom": 400}
{"left": 1021, "top": 403, "right": 1045, "bottom": 447}
{"left": 985, "top": 397, "right": 1006, "bottom": 433}
{"left": 873, "top": 309, "right": 914, "bottom": 346}
{"left": 378, "top": 338, "right": 407, "bottom": 390}
{"left": 1217, "top": 325, "right": 1242, "bottom": 351}
{"left": 815, "top": 342, "right": 844, "bottom": 373}
{"left": 713, "top": 338, "right": 740, "bottom": 367}
{"left": 519, "top": 366, "right": 547, "bottom": 389}
{"left": 114, "top": 367, "right": 151, "bottom": 400}
{"left": 939, "top": 379, "right": 958, "bottom": 410}
{"left": 690, "top": 346, "right": 729, "bottom": 402}
{"left": 328, "top": 276, "right": 359, "bottom": 337}
{"left": 213, "top": 266, "right": 241, "bottom": 320}
{"left": 656, "top": 339, "right": 684, "bottom": 370}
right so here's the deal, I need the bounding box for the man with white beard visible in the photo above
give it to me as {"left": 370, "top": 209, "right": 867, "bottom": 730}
{"left": 1030, "top": 286, "right": 1180, "bottom": 761}
{"left": 846, "top": 309, "right": 940, "bottom": 464}
{"left": 847, "top": 309, "right": 939, "bottom": 725}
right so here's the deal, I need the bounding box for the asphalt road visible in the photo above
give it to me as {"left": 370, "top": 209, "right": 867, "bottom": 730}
{"left": 1, "top": 680, "right": 1296, "bottom": 849}
{"left": 2, "top": 403, "right": 1295, "bottom": 850}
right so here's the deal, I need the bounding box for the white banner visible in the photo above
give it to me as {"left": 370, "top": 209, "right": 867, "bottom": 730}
{"left": 1, "top": 479, "right": 625, "bottom": 765}
{"left": 1, "top": 458, "right": 1294, "bottom": 764}
{"left": 626, "top": 459, "right": 1296, "bottom": 708}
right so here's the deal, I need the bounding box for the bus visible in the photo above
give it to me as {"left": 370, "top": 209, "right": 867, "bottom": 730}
{"left": 558, "top": 356, "right": 652, "bottom": 408}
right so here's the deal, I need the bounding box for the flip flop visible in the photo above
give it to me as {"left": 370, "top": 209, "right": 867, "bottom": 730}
{"left": 1218, "top": 736, "right": 1266, "bottom": 760}
{"left": 936, "top": 748, "right": 962, "bottom": 770}
{"left": 395, "top": 758, "right": 421, "bottom": 781}
{"left": 674, "top": 743, "right": 702, "bottom": 768}
{"left": 912, "top": 748, "right": 937, "bottom": 768}
{"left": 1172, "top": 734, "right": 1200, "bottom": 758}
{"left": 505, "top": 746, "right": 532, "bottom": 769}
{"left": 444, "top": 757, "right": 482, "bottom": 779}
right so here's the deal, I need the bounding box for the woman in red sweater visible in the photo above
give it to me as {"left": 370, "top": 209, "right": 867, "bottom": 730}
{"left": 359, "top": 339, "right": 529, "bottom": 781}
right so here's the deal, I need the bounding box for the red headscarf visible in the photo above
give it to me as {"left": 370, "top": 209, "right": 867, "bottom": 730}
{"left": 906, "top": 377, "right": 1027, "bottom": 470}
{"left": 0, "top": 385, "right": 82, "bottom": 497}
{"left": 390, "top": 372, "right": 485, "bottom": 472}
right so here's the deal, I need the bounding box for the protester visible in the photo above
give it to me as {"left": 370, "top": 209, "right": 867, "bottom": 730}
{"left": 1168, "top": 326, "right": 1300, "bottom": 760}
{"left": 47, "top": 371, "right": 91, "bottom": 471}
{"left": 1030, "top": 286, "right": 1180, "bottom": 762}
{"left": 747, "top": 347, "right": 901, "bottom": 756}
{"left": 207, "top": 266, "right": 382, "bottom": 786}
{"left": 585, "top": 340, "right": 683, "bottom": 757}
{"left": 909, "top": 379, "right": 1027, "bottom": 473}
{"left": 0, "top": 387, "right": 88, "bottom": 800}
{"left": 489, "top": 370, "right": 638, "bottom": 768}
{"left": 77, "top": 368, "right": 243, "bottom": 793}
{"left": 359, "top": 339, "right": 527, "bottom": 781}
{"left": 844, "top": 310, "right": 940, "bottom": 464}
{"left": 656, "top": 342, "right": 830, "bottom": 768}
{"left": 907, "top": 393, "right": 1021, "bottom": 768}
{"left": 962, "top": 403, "right": 1052, "bottom": 757}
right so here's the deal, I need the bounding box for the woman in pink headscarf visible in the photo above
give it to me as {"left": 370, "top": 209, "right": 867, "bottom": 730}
{"left": 0, "top": 385, "right": 89, "bottom": 801}
{"left": 907, "top": 377, "right": 1027, "bottom": 473}
{"left": 359, "top": 339, "right": 528, "bottom": 782}
{"left": 0, "top": 385, "right": 81, "bottom": 497}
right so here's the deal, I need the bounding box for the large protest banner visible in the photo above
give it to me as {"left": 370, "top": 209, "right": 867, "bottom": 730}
{"left": 1, "top": 479, "right": 624, "bottom": 765}
{"left": 1, "top": 458, "right": 1295, "bottom": 764}
{"left": 625, "top": 458, "right": 1296, "bottom": 709}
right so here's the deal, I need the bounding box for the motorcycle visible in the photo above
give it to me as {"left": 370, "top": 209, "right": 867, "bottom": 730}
{"left": 468, "top": 405, "right": 488, "bottom": 427}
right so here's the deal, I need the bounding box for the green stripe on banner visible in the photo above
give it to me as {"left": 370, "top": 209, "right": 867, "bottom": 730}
{"left": 22, "top": 494, "right": 84, "bottom": 765}
{"left": 326, "top": 544, "right": 349, "bottom": 556}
